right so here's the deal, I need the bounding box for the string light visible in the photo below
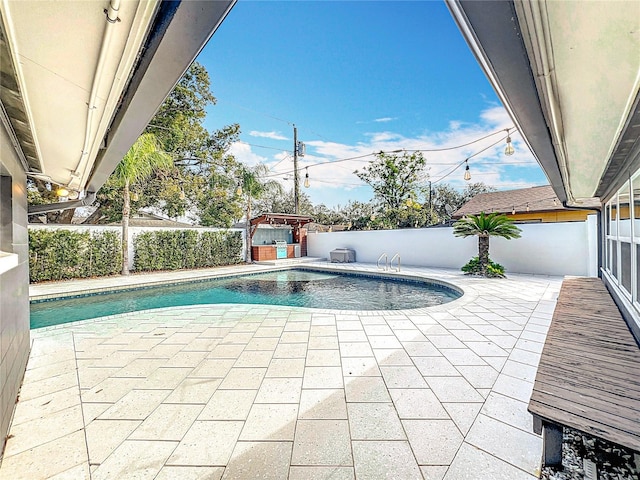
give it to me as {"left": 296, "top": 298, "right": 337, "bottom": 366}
{"left": 131, "top": 192, "right": 139, "bottom": 202}
{"left": 236, "top": 184, "right": 243, "bottom": 196}
{"left": 179, "top": 190, "right": 186, "bottom": 200}
{"left": 264, "top": 127, "right": 517, "bottom": 179}
{"left": 512, "top": 206, "right": 516, "bottom": 215}
{"left": 55, "top": 187, "right": 69, "bottom": 197}
{"left": 304, "top": 167, "right": 310, "bottom": 188}
{"left": 464, "top": 160, "right": 471, "bottom": 181}
{"left": 504, "top": 128, "right": 515, "bottom": 156}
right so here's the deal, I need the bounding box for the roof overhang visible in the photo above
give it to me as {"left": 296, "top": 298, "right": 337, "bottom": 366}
{"left": 249, "top": 213, "right": 315, "bottom": 241}
{"left": 447, "top": 0, "right": 640, "bottom": 205}
{"left": 250, "top": 213, "right": 315, "bottom": 227}
{"left": 0, "top": 0, "right": 235, "bottom": 212}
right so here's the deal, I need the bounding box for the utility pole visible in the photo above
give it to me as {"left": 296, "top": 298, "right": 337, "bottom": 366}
{"left": 428, "top": 180, "right": 432, "bottom": 225}
{"left": 293, "top": 125, "right": 300, "bottom": 214}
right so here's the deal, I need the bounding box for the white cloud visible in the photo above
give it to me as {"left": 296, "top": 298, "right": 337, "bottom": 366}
{"left": 479, "top": 105, "right": 512, "bottom": 128}
{"left": 233, "top": 106, "right": 546, "bottom": 207}
{"left": 249, "top": 130, "right": 289, "bottom": 141}
{"left": 229, "top": 142, "right": 270, "bottom": 166}
{"left": 374, "top": 117, "right": 397, "bottom": 123}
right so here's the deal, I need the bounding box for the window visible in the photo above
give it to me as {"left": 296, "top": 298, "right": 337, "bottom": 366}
{"left": 605, "top": 171, "right": 640, "bottom": 315}
{"left": 0, "top": 173, "right": 18, "bottom": 275}
{"left": 0, "top": 174, "right": 13, "bottom": 253}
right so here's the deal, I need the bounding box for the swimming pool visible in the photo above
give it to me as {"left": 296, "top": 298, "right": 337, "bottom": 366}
{"left": 30, "top": 268, "right": 462, "bottom": 329}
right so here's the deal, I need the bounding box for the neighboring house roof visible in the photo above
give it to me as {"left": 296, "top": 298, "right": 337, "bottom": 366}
{"left": 108, "top": 212, "right": 194, "bottom": 228}
{"left": 453, "top": 185, "right": 600, "bottom": 218}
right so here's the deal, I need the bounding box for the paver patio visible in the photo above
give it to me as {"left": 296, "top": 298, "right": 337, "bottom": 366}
{"left": 0, "top": 263, "right": 561, "bottom": 479}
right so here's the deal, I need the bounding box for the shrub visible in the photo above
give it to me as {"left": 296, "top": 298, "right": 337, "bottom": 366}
{"left": 89, "top": 231, "right": 122, "bottom": 277}
{"left": 461, "top": 256, "right": 506, "bottom": 278}
{"left": 133, "top": 229, "right": 242, "bottom": 272}
{"left": 29, "top": 229, "right": 121, "bottom": 282}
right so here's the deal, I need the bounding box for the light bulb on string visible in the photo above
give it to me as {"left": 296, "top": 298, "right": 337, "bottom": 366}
{"left": 179, "top": 190, "right": 186, "bottom": 200}
{"left": 504, "top": 129, "right": 515, "bottom": 156}
{"left": 236, "top": 184, "right": 243, "bottom": 196}
{"left": 463, "top": 160, "right": 471, "bottom": 181}
{"left": 304, "top": 167, "right": 310, "bottom": 188}
{"left": 512, "top": 206, "right": 516, "bottom": 215}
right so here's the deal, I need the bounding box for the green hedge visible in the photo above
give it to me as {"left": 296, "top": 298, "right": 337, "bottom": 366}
{"left": 29, "top": 229, "right": 121, "bottom": 282}
{"left": 133, "top": 230, "right": 243, "bottom": 272}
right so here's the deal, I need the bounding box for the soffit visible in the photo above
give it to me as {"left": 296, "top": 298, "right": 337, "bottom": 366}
{"left": 1, "top": 0, "right": 159, "bottom": 191}
{"left": 515, "top": 0, "right": 640, "bottom": 202}
{"left": 448, "top": 0, "right": 640, "bottom": 207}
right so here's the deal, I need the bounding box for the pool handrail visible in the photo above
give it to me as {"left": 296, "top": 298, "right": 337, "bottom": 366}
{"left": 377, "top": 253, "right": 388, "bottom": 271}
{"left": 390, "top": 253, "right": 401, "bottom": 272}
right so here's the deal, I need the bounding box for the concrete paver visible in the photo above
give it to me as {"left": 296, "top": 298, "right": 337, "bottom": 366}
{"left": 0, "top": 263, "right": 563, "bottom": 479}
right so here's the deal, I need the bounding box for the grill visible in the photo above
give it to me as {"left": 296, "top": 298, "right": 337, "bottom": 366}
{"left": 275, "top": 241, "right": 288, "bottom": 259}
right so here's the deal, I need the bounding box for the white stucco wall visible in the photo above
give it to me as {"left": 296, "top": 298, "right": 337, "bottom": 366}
{"left": 308, "top": 217, "right": 597, "bottom": 276}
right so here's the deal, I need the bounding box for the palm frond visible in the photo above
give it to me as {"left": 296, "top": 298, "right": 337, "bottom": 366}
{"left": 453, "top": 212, "right": 522, "bottom": 239}
{"left": 115, "top": 133, "right": 173, "bottom": 184}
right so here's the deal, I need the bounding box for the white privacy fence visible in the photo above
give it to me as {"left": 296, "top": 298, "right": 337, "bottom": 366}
{"left": 28, "top": 224, "right": 247, "bottom": 269}
{"left": 307, "top": 215, "right": 598, "bottom": 277}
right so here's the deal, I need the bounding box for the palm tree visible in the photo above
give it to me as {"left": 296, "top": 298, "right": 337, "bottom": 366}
{"left": 238, "top": 164, "right": 283, "bottom": 263}
{"left": 453, "top": 212, "right": 521, "bottom": 276}
{"left": 114, "top": 133, "right": 172, "bottom": 275}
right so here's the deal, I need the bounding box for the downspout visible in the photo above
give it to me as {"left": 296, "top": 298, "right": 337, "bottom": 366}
{"left": 71, "top": 0, "right": 121, "bottom": 190}
{"left": 27, "top": 191, "right": 97, "bottom": 215}
{"left": 562, "top": 201, "right": 602, "bottom": 278}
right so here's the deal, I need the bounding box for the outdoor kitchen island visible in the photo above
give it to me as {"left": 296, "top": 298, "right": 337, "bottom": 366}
{"left": 249, "top": 213, "right": 314, "bottom": 262}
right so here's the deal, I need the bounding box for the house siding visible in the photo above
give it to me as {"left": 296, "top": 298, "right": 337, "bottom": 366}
{"left": 0, "top": 121, "right": 30, "bottom": 455}
{"left": 506, "top": 210, "right": 593, "bottom": 223}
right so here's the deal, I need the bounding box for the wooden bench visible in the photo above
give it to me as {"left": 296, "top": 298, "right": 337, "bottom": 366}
{"left": 528, "top": 277, "right": 640, "bottom": 466}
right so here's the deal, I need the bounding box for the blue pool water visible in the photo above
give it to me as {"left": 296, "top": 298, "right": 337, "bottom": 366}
{"left": 30, "top": 269, "right": 461, "bottom": 329}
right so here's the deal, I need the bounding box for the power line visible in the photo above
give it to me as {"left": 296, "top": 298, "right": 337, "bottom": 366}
{"left": 261, "top": 126, "right": 518, "bottom": 179}
{"left": 402, "top": 127, "right": 514, "bottom": 153}
{"left": 236, "top": 141, "right": 289, "bottom": 152}
{"left": 219, "top": 99, "right": 293, "bottom": 126}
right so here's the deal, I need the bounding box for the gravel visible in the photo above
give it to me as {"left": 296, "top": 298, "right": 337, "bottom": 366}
{"left": 541, "top": 427, "right": 639, "bottom": 480}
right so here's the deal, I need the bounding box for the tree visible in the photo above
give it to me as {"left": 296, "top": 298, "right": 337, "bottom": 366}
{"left": 238, "top": 164, "right": 283, "bottom": 262}
{"left": 254, "top": 188, "right": 314, "bottom": 216}
{"left": 430, "top": 182, "right": 496, "bottom": 225}
{"left": 113, "top": 133, "right": 172, "bottom": 275}
{"left": 355, "top": 151, "right": 426, "bottom": 227}
{"left": 85, "top": 61, "right": 241, "bottom": 225}
{"left": 311, "top": 203, "right": 348, "bottom": 226}
{"left": 340, "top": 200, "right": 376, "bottom": 229}
{"left": 146, "top": 61, "right": 237, "bottom": 163}
{"left": 453, "top": 212, "right": 521, "bottom": 276}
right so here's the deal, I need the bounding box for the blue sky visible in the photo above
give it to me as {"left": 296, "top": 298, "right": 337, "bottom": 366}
{"left": 197, "top": 0, "right": 548, "bottom": 208}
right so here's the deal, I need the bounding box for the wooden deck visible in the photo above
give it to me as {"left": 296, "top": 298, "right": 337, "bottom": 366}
{"left": 528, "top": 277, "right": 640, "bottom": 463}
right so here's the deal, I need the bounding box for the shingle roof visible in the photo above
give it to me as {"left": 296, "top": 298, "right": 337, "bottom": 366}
{"left": 452, "top": 185, "right": 600, "bottom": 217}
